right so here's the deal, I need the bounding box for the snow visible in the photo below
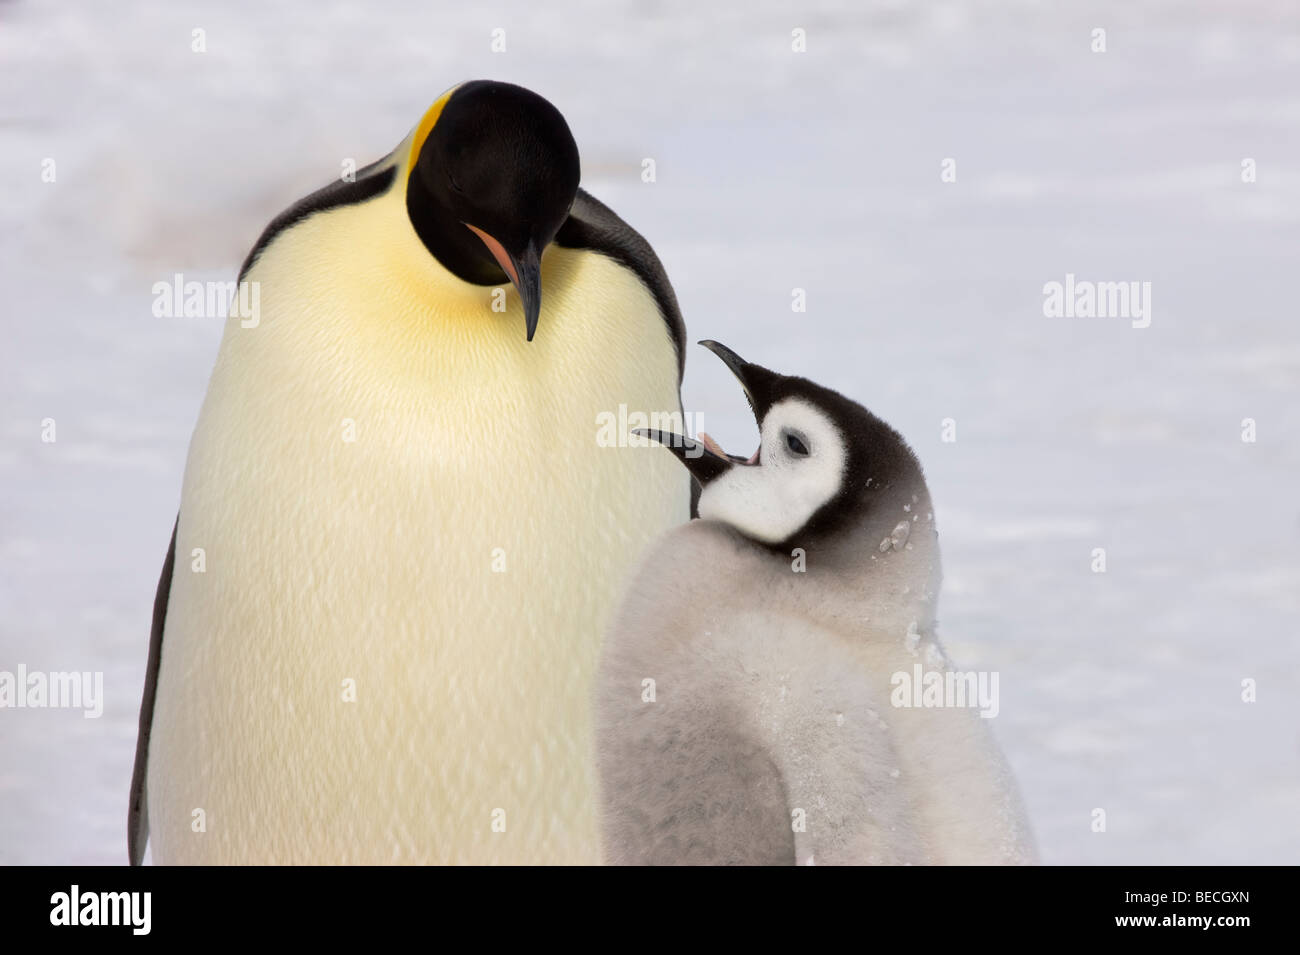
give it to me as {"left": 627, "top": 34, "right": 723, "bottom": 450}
{"left": 904, "top": 622, "right": 922, "bottom": 656}
{"left": 2, "top": 0, "right": 1298, "bottom": 864}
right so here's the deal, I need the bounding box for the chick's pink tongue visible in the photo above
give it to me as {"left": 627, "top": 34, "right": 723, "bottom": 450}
{"left": 698, "top": 432, "right": 727, "bottom": 457}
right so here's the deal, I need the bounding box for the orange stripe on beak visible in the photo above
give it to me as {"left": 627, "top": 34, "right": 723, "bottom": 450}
{"left": 464, "top": 224, "right": 519, "bottom": 286}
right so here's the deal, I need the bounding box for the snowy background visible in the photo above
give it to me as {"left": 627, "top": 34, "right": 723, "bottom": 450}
{"left": 2, "top": 0, "right": 1298, "bottom": 864}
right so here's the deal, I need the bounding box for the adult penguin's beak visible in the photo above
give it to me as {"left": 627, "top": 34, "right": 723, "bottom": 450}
{"left": 465, "top": 226, "right": 544, "bottom": 341}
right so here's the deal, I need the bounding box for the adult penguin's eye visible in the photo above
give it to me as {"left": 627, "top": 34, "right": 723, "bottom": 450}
{"left": 785, "top": 431, "right": 810, "bottom": 457}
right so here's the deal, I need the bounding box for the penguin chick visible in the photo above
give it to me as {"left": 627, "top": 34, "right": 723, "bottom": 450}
{"left": 595, "top": 341, "right": 1037, "bottom": 865}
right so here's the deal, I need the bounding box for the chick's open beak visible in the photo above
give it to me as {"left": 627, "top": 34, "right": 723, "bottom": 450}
{"left": 634, "top": 340, "right": 767, "bottom": 486}
{"left": 632, "top": 429, "right": 733, "bottom": 485}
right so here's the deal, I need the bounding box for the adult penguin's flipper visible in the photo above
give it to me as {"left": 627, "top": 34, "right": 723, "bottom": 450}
{"left": 128, "top": 517, "right": 177, "bottom": 866}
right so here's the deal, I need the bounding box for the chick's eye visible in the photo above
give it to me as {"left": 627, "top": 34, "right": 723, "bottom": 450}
{"left": 447, "top": 176, "right": 464, "bottom": 194}
{"left": 785, "top": 431, "right": 810, "bottom": 456}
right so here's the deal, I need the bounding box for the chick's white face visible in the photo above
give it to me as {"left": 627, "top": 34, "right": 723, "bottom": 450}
{"left": 698, "top": 397, "right": 847, "bottom": 544}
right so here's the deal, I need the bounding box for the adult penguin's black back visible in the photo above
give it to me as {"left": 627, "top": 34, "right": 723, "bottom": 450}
{"left": 129, "top": 81, "right": 691, "bottom": 864}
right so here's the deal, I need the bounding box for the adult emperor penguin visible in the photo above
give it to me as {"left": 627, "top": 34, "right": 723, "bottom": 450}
{"left": 595, "top": 341, "right": 1036, "bottom": 865}
{"left": 129, "top": 80, "right": 691, "bottom": 864}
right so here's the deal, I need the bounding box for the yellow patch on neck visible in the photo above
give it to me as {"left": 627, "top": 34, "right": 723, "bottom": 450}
{"left": 406, "top": 85, "right": 459, "bottom": 177}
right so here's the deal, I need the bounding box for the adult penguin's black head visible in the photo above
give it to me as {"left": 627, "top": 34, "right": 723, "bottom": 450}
{"left": 407, "top": 80, "right": 581, "bottom": 341}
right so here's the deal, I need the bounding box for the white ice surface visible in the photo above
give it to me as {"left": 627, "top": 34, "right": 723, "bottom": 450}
{"left": 1, "top": 0, "right": 1298, "bottom": 864}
